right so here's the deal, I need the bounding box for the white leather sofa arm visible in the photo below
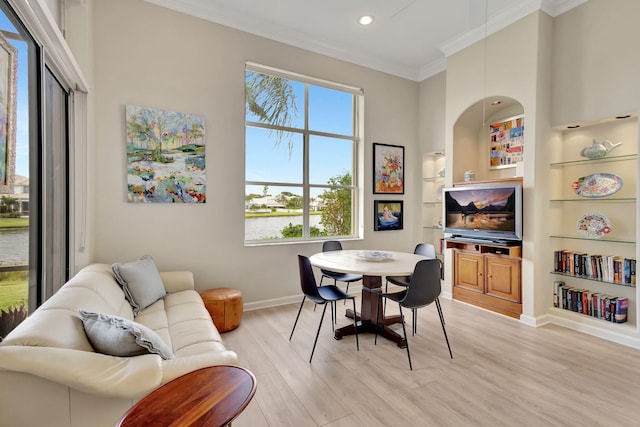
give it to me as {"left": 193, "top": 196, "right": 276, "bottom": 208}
{"left": 160, "top": 271, "right": 195, "bottom": 293}
{"left": 0, "top": 346, "right": 162, "bottom": 399}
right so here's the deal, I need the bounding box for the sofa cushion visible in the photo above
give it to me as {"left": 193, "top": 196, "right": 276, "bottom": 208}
{"left": 112, "top": 255, "right": 167, "bottom": 316}
{"left": 79, "top": 310, "right": 174, "bottom": 360}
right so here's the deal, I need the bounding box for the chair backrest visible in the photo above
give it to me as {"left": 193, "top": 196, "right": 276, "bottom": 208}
{"left": 414, "top": 243, "right": 436, "bottom": 258}
{"left": 400, "top": 259, "right": 441, "bottom": 309}
{"left": 297, "top": 255, "right": 325, "bottom": 304}
{"left": 322, "top": 240, "right": 343, "bottom": 252}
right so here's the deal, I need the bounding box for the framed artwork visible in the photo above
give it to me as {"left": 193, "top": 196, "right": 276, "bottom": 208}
{"left": 374, "top": 200, "right": 403, "bottom": 231}
{"left": 373, "top": 142, "right": 404, "bottom": 194}
{"left": 126, "top": 105, "right": 206, "bottom": 203}
{"left": 0, "top": 32, "right": 17, "bottom": 194}
{"left": 489, "top": 114, "right": 524, "bottom": 169}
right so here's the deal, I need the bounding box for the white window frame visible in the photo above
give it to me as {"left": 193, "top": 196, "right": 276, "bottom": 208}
{"left": 244, "top": 63, "right": 364, "bottom": 245}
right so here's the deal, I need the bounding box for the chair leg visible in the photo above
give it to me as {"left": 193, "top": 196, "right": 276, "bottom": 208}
{"left": 435, "top": 297, "right": 445, "bottom": 325}
{"left": 309, "top": 303, "right": 328, "bottom": 363}
{"left": 398, "top": 304, "right": 412, "bottom": 370}
{"left": 332, "top": 301, "right": 337, "bottom": 324}
{"left": 383, "top": 280, "right": 388, "bottom": 313}
{"left": 374, "top": 294, "right": 381, "bottom": 345}
{"left": 436, "top": 301, "right": 453, "bottom": 359}
{"left": 289, "top": 296, "right": 306, "bottom": 341}
{"left": 351, "top": 297, "right": 359, "bottom": 351}
{"left": 412, "top": 308, "right": 417, "bottom": 336}
{"left": 343, "top": 282, "right": 349, "bottom": 305}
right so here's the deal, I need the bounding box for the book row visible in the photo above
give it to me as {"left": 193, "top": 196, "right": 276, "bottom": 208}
{"left": 553, "top": 281, "right": 628, "bottom": 323}
{"left": 553, "top": 250, "right": 636, "bottom": 285}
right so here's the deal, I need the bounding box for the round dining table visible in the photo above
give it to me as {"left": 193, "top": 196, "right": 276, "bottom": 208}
{"left": 309, "top": 249, "right": 430, "bottom": 347}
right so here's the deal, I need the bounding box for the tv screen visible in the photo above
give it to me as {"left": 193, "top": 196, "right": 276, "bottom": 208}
{"left": 443, "top": 183, "right": 522, "bottom": 243}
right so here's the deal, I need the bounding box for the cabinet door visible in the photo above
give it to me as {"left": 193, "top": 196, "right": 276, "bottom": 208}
{"left": 454, "top": 251, "right": 484, "bottom": 293}
{"left": 485, "top": 255, "right": 521, "bottom": 303}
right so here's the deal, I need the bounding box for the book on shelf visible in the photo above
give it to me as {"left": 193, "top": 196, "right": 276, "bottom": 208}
{"left": 553, "top": 250, "right": 636, "bottom": 285}
{"left": 615, "top": 298, "right": 628, "bottom": 323}
{"left": 552, "top": 282, "right": 627, "bottom": 323}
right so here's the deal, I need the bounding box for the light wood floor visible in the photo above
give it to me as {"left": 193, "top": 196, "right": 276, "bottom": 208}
{"left": 223, "top": 293, "right": 640, "bottom": 426}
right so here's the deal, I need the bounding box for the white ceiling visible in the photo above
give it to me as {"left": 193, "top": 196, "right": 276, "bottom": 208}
{"left": 145, "top": 0, "right": 586, "bottom": 82}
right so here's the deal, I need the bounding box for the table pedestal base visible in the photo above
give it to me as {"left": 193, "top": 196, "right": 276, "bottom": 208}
{"left": 333, "top": 275, "right": 407, "bottom": 348}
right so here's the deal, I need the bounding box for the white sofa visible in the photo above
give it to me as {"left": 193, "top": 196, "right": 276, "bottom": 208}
{"left": 0, "top": 263, "right": 239, "bottom": 427}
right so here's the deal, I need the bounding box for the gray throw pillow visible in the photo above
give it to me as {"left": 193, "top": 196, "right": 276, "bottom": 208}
{"left": 79, "top": 309, "right": 174, "bottom": 360}
{"left": 112, "top": 255, "right": 167, "bottom": 316}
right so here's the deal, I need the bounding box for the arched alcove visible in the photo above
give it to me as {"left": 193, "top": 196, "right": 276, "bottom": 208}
{"left": 452, "top": 96, "right": 524, "bottom": 183}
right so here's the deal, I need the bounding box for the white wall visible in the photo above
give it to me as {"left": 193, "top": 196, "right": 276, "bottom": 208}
{"left": 84, "top": 0, "right": 420, "bottom": 306}
{"left": 551, "top": 0, "right": 640, "bottom": 125}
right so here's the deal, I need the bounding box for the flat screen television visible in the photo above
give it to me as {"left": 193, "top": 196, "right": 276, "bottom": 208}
{"left": 443, "top": 182, "right": 522, "bottom": 244}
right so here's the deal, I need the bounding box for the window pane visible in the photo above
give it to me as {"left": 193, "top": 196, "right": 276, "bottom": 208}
{"left": 309, "top": 86, "right": 353, "bottom": 136}
{"left": 313, "top": 186, "right": 354, "bottom": 237}
{"left": 0, "top": 15, "right": 31, "bottom": 336}
{"left": 245, "top": 66, "right": 360, "bottom": 243}
{"left": 309, "top": 135, "right": 353, "bottom": 185}
{"left": 245, "top": 185, "right": 306, "bottom": 240}
{"left": 245, "top": 126, "right": 303, "bottom": 184}
{"left": 245, "top": 71, "right": 305, "bottom": 130}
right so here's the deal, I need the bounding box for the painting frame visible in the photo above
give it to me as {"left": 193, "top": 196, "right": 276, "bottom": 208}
{"left": 489, "top": 114, "right": 524, "bottom": 170}
{"left": 373, "top": 142, "right": 404, "bottom": 194}
{"left": 374, "top": 200, "right": 403, "bottom": 231}
{"left": 0, "top": 32, "right": 17, "bottom": 194}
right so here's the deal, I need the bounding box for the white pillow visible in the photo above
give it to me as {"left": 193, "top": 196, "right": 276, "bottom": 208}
{"left": 79, "top": 309, "right": 174, "bottom": 360}
{"left": 112, "top": 254, "right": 167, "bottom": 316}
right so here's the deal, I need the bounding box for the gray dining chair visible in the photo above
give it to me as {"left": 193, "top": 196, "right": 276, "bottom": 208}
{"left": 384, "top": 243, "right": 442, "bottom": 335}
{"left": 290, "top": 255, "right": 359, "bottom": 363}
{"left": 375, "top": 258, "right": 452, "bottom": 370}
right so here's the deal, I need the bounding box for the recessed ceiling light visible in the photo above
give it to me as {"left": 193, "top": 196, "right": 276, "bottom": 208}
{"left": 490, "top": 100, "right": 502, "bottom": 106}
{"left": 359, "top": 15, "right": 374, "bottom": 25}
{"left": 615, "top": 115, "right": 631, "bottom": 119}
{"left": 567, "top": 125, "right": 580, "bottom": 129}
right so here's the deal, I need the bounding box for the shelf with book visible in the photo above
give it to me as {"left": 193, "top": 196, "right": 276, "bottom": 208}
{"left": 547, "top": 114, "right": 638, "bottom": 337}
{"left": 550, "top": 271, "right": 635, "bottom": 288}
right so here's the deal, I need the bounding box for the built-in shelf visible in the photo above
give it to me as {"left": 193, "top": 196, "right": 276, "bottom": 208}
{"left": 550, "top": 154, "right": 637, "bottom": 167}
{"left": 549, "top": 235, "right": 636, "bottom": 244}
{"left": 423, "top": 176, "right": 445, "bottom": 182}
{"left": 423, "top": 201, "right": 442, "bottom": 205}
{"left": 550, "top": 271, "right": 636, "bottom": 288}
{"left": 550, "top": 197, "right": 636, "bottom": 202}
{"left": 549, "top": 307, "right": 635, "bottom": 330}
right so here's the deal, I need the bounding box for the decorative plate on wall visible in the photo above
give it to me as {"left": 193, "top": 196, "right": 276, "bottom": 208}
{"left": 576, "top": 213, "right": 612, "bottom": 239}
{"left": 571, "top": 173, "right": 623, "bottom": 198}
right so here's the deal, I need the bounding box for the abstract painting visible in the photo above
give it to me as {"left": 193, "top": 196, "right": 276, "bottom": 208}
{"left": 489, "top": 114, "right": 524, "bottom": 169}
{"left": 126, "top": 105, "right": 206, "bottom": 203}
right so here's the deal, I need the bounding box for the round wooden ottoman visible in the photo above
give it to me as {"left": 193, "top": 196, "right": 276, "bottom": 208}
{"left": 200, "top": 288, "right": 243, "bottom": 332}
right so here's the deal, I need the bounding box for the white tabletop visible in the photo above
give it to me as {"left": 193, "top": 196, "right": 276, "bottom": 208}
{"left": 309, "top": 250, "right": 430, "bottom": 277}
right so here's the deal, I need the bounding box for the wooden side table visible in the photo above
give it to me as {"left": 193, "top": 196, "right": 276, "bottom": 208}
{"left": 201, "top": 288, "right": 243, "bottom": 332}
{"left": 117, "top": 365, "right": 256, "bottom": 427}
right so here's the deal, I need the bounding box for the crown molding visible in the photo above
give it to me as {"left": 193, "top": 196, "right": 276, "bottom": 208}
{"left": 418, "top": 57, "right": 446, "bottom": 82}
{"left": 439, "top": 0, "right": 587, "bottom": 58}
{"left": 541, "top": 0, "right": 588, "bottom": 17}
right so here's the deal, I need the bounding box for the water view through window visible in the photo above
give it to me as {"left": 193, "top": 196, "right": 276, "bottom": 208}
{"left": 0, "top": 11, "right": 29, "bottom": 339}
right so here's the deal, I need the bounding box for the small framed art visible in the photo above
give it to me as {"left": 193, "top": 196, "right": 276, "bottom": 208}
{"left": 374, "top": 200, "right": 403, "bottom": 231}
